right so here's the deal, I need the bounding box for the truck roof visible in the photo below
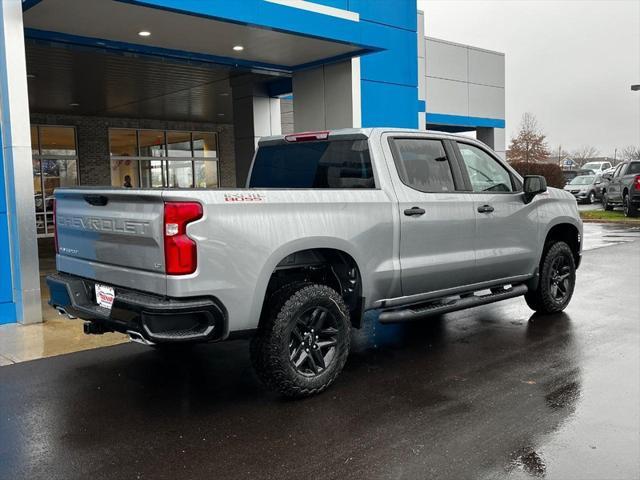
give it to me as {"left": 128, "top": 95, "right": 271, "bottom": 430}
{"left": 258, "top": 127, "right": 480, "bottom": 146}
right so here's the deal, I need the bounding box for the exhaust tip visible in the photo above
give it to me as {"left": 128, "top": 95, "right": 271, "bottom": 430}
{"left": 127, "top": 330, "right": 155, "bottom": 346}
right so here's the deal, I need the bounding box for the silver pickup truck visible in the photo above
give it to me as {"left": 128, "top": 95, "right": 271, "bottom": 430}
{"left": 47, "top": 128, "right": 582, "bottom": 397}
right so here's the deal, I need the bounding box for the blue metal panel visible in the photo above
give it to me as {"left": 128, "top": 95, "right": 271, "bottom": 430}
{"left": 313, "top": 0, "right": 348, "bottom": 9}
{"left": 117, "top": 0, "right": 385, "bottom": 51}
{"left": 0, "top": 127, "right": 5, "bottom": 214}
{"left": 349, "top": 0, "right": 417, "bottom": 30}
{"left": 0, "top": 214, "right": 13, "bottom": 305}
{"left": 21, "top": 0, "right": 43, "bottom": 11}
{"left": 357, "top": 0, "right": 418, "bottom": 129}
{"left": 0, "top": 301, "right": 16, "bottom": 325}
{"left": 359, "top": 22, "right": 417, "bottom": 86}
{"left": 426, "top": 113, "right": 506, "bottom": 129}
{"left": 361, "top": 80, "right": 418, "bottom": 128}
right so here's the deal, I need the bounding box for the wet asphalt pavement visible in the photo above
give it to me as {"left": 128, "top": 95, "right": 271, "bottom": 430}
{"left": 1, "top": 228, "right": 639, "bottom": 480}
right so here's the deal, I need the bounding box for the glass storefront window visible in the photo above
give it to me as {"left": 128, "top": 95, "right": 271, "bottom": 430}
{"left": 193, "top": 132, "right": 217, "bottom": 158}
{"left": 166, "top": 160, "right": 194, "bottom": 188}
{"left": 31, "top": 125, "right": 79, "bottom": 237}
{"left": 33, "top": 158, "right": 43, "bottom": 212}
{"left": 109, "top": 129, "right": 137, "bottom": 157}
{"left": 109, "top": 128, "right": 218, "bottom": 189}
{"left": 138, "top": 130, "right": 166, "bottom": 157}
{"left": 39, "top": 126, "right": 76, "bottom": 156}
{"left": 140, "top": 160, "right": 164, "bottom": 188}
{"left": 167, "top": 131, "right": 192, "bottom": 157}
{"left": 31, "top": 126, "right": 39, "bottom": 153}
{"left": 111, "top": 159, "right": 140, "bottom": 188}
{"left": 195, "top": 160, "right": 219, "bottom": 188}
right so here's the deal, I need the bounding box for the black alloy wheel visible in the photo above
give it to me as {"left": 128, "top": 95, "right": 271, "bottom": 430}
{"left": 289, "top": 306, "right": 339, "bottom": 376}
{"left": 548, "top": 255, "right": 572, "bottom": 303}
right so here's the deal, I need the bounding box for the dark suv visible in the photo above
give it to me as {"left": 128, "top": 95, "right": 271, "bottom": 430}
{"left": 603, "top": 161, "right": 640, "bottom": 216}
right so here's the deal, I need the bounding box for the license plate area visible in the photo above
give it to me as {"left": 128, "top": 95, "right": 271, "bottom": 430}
{"left": 95, "top": 283, "right": 115, "bottom": 310}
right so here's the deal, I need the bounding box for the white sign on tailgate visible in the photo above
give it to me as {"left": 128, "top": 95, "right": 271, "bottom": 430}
{"left": 95, "top": 284, "right": 115, "bottom": 310}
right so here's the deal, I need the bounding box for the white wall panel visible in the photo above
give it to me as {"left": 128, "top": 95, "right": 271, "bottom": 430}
{"left": 425, "top": 38, "right": 468, "bottom": 82}
{"left": 468, "top": 49, "right": 505, "bottom": 87}
{"left": 468, "top": 84, "right": 505, "bottom": 119}
{"left": 426, "top": 77, "right": 469, "bottom": 116}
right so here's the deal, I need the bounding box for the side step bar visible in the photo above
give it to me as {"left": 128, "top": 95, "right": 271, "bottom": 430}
{"left": 378, "top": 284, "right": 528, "bottom": 324}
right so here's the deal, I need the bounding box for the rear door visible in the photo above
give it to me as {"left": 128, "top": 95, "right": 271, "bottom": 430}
{"left": 55, "top": 189, "right": 167, "bottom": 294}
{"left": 607, "top": 163, "right": 626, "bottom": 201}
{"left": 386, "top": 134, "right": 477, "bottom": 296}
{"left": 453, "top": 141, "right": 539, "bottom": 284}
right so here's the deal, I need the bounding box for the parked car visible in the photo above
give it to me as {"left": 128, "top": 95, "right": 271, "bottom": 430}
{"left": 562, "top": 168, "right": 596, "bottom": 185}
{"left": 563, "top": 174, "right": 603, "bottom": 204}
{"left": 603, "top": 160, "right": 640, "bottom": 216}
{"left": 582, "top": 161, "right": 613, "bottom": 174}
{"left": 47, "top": 128, "right": 583, "bottom": 397}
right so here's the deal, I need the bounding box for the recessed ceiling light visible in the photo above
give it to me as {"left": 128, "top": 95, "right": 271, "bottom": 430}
{"left": 69, "top": 102, "right": 80, "bottom": 107}
{"left": 232, "top": 45, "right": 244, "bottom": 52}
{"left": 138, "top": 30, "right": 151, "bottom": 37}
{"left": 219, "top": 92, "right": 230, "bottom": 97}
{"left": 217, "top": 113, "right": 225, "bottom": 117}
{"left": 27, "top": 73, "right": 36, "bottom": 79}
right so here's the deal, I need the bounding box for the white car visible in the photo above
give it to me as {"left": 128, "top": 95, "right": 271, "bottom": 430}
{"left": 582, "top": 161, "right": 613, "bottom": 173}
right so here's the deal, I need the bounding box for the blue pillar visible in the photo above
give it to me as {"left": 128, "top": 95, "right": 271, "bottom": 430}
{"left": 0, "top": 0, "right": 42, "bottom": 324}
{"left": 355, "top": 0, "right": 419, "bottom": 129}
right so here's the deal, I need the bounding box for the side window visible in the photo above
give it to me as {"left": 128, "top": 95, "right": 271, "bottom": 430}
{"left": 628, "top": 162, "right": 640, "bottom": 175}
{"left": 457, "top": 143, "right": 513, "bottom": 193}
{"left": 391, "top": 139, "right": 455, "bottom": 193}
{"left": 614, "top": 164, "right": 624, "bottom": 177}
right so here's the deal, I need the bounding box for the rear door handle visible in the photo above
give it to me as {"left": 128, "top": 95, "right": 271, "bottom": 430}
{"left": 477, "top": 204, "right": 494, "bottom": 214}
{"left": 404, "top": 207, "right": 426, "bottom": 217}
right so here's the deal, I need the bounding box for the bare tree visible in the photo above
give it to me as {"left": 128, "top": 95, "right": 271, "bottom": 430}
{"left": 620, "top": 145, "right": 640, "bottom": 161}
{"left": 549, "top": 145, "right": 571, "bottom": 165}
{"left": 507, "top": 113, "right": 550, "bottom": 164}
{"left": 571, "top": 146, "right": 600, "bottom": 166}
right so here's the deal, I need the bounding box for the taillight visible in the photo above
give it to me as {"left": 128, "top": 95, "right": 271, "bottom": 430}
{"left": 163, "top": 202, "right": 203, "bottom": 275}
{"left": 284, "top": 131, "right": 329, "bottom": 142}
{"left": 53, "top": 199, "right": 59, "bottom": 254}
{"left": 634, "top": 175, "right": 640, "bottom": 190}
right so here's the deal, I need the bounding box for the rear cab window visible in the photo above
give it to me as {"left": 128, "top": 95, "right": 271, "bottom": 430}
{"left": 389, "top": 138, "right": 458, "bottom": 193}
{"left": 249, "top": 139, "right": 374, "bottom": 188}
{"left": 628, "top": 162, "right": 640, "bottom": 175}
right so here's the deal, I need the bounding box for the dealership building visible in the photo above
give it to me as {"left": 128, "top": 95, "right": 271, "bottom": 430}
{"left": 0, "top": 0, "right": 505, "bottom": 324}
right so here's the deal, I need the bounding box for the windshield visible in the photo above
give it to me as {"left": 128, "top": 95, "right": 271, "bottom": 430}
{"left": 582, "top": 162, "right": 601, "bottom": 170}
{"left": 249, "top": 139, "right": 374, "bottom": 188}
{"left": 569, "top": 175, "right": 594, "bottom": 185}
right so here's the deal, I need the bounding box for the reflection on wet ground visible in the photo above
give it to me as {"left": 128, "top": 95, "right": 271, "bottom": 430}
{"left": 0, "top": 232, "right": 638, "bottom": 479}
{"left": 582, "top": 222, "right": 640, "bottom": 251}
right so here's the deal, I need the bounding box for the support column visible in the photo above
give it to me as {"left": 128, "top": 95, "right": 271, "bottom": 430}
{"left": 477, "top": 127, "right": 506, "bottom": 160}
{"left": 292, "top": 58, "right": 361, "bottom": 132}
{"left": 231, "top": 78, "right": 281, "bottom": 187}
{"left": 0, "top": 0, "right": 42, "bottom": 324}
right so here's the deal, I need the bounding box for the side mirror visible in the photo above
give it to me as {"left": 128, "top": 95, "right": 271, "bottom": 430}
{"left": 523, "top": 175, "right": 547, "bottom": 204}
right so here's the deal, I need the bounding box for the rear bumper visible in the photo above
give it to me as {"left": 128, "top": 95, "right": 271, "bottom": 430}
{"left": 46, "top": 273, "right": 226, "bottom": 343}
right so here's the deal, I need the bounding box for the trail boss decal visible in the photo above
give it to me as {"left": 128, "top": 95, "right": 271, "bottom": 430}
{"left": 224, "top": 193, "right": 265, "bottom": 203}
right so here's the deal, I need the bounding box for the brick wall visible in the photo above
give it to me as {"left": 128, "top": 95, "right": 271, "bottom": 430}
{"left": 29, "top": 113, "right": 236, "bottom": 187}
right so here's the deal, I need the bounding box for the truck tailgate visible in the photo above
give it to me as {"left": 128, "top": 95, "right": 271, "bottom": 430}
{"left": 55, "top": 189, "right": 166, "bottom": 295}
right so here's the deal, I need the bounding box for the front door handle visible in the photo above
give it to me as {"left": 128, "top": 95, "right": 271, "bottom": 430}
{"left": 477, "top": 204, "right": 495, "bottom": 214}
{"left": 404, "top": 207, "right": 426, "bottom": 217}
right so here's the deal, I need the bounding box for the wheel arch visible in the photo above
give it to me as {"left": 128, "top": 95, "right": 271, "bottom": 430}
{"left": 543, "top": 222, "right": 581, "bottom": 268}
{"left": 252, "top": 238, "right": 367, "bottom": 329}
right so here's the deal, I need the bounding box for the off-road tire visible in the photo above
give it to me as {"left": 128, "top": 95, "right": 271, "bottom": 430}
{"left": 623, "top": 193, "right": 639, "bottom": 217}
{"left": 250, "top": 283, "right": 351, "bottom": 398}
{"left": 525, "top": 241, "right": 576, "bottom": 314}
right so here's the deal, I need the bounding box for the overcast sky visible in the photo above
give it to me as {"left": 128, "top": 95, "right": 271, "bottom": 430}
{"left": 417, "top": 0, "right": 640, "bottom": 157}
